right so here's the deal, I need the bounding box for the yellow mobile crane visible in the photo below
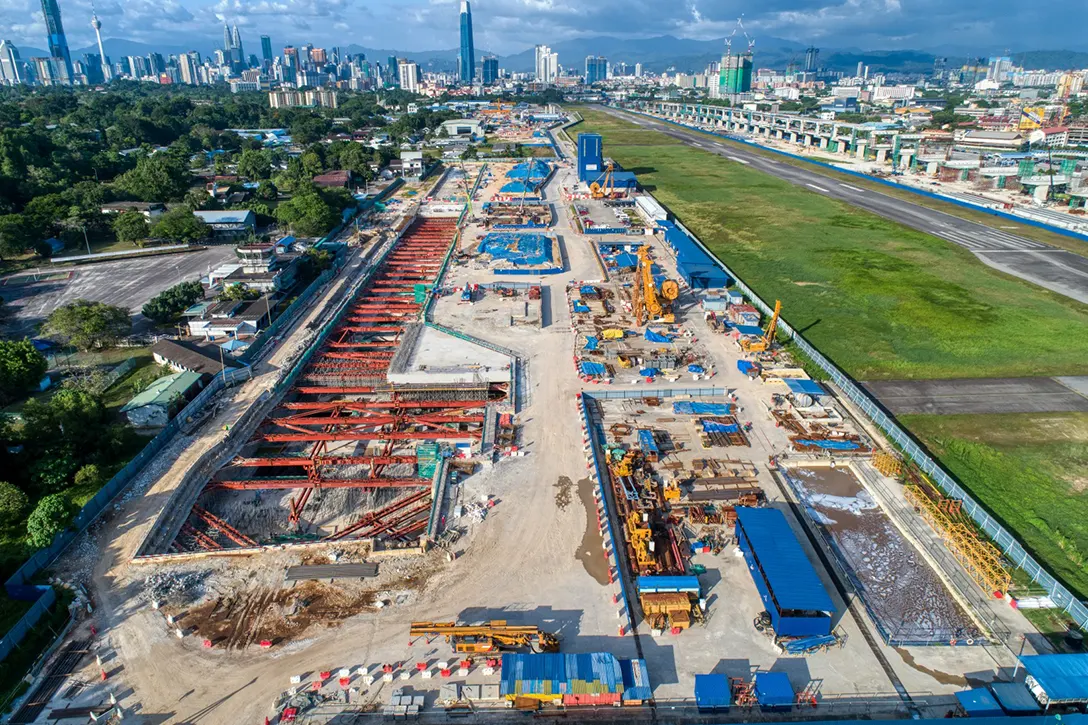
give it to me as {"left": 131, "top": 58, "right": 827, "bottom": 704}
{"left": 740, "top": 300, "right": 781, "bottom": 353}
{"left": 589, "top": 161, "right": 615, "bottom": 199}
{"left": 635, "top": 246, "right": 680, "bottom": 325}
{"left": 409, "top": 621, "right": 560, "bottom": 654}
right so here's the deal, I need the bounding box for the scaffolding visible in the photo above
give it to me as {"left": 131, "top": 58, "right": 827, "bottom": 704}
{"left": 871, "top": 450, "right": 902, "bottom": 478}
{"left": 904, "top": 482, "right": 1012, "bottom": 598}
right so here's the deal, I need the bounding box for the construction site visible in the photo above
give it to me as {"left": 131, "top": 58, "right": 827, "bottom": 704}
{"left": 15, "top": 120, "right": 1088, "bottom": 725}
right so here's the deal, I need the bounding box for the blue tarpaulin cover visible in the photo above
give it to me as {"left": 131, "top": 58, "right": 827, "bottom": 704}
{"left": 688, "top": 364, "right": 705, "bottom": 374}
{"left": 644, "top": 329, "right": 673, "bottom": 343}
{"left": 638, "top": 429, "right": 658, "bottom": 453}
{"left": 702, "top": 420, "right": 740, "bottom": 434}
{"left": 478, "top": 232, "right": 553, "bottom": 266}
{"left": 506, "top": 159, "right": 551, "bottom": 181}
{"left": 793, "top": 439, "right": 860, "bottom": 450}
{"left": 1020, "top": 654, "right": 1088, "bottom": 703}
{"left": 695, "top": 674, "right": 731, "bottom": 710}
{"left": 500, "top": 180, "right": 541, "bottom": 195}
{"left": 737, "top": 360, "right": 760, "bottom": 375}
{"left": 573, "top": 301, "right": 591, "bottom": 313}
{"left": 956, "top": 689, "right": 1004, "bottom": 718}
{"left": 614, "top": 252, "right": 638, "bottom": 269}
{"left": 639, "top": 368, "right": 660, "bottom": 377}
{"left": 579, "top": 361, "right": 606, "bottom": 376}
{"left": 784, "top": 379, "right": 826, "bottom": 396}
{"left": 754, "top": 673, "right": 794, "bottom": 706}
{"left": 673, "top": 402, "right": 732, "bottom": 415}
{"left": 579, "top": 285, "right": 597, "bottom": 296}
{"left": 584, "top": 336, "right": 599, "bottom": 351}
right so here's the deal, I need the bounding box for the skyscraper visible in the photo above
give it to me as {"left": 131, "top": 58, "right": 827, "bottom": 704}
{"left": 481, "top": 55, "right": 498, "bottom": 84}
{"left": 458, "top": 0, "right": 475, "bottom": 83}
{"left": 803, "top": 46, "right": 819, "bottom": 73}
{"left": 223, "top": 24, "right": 232, "bottom": 53}
{"left": 90, "top": 7, "right": 111, "bottom": 81}
{"left": 584, "top": 55, "right": 607, "bottom": 85}
{"left": 40, "top": 0, "right": 72, "bottom": 83}
{"left": 0, "top": 40, "right": 21, "bottom": 85}
{"left": 260, "top": 35, "right": 273, "bottom": 66}
{"left": 534, "top": 45, "right": 557, "bottom": 83}
{"left": 231, "top": 25, "right": 244, "bottom": 64}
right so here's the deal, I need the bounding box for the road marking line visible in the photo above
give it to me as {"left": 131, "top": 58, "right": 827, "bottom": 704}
{"left": 839, "top": 183, "right": 865, "bottom": 193}
{"left": 726, "top": 156, "right": 750, "bottom": 164}
{"left": 806, "top": 183, "right": 831, "bottom": 193}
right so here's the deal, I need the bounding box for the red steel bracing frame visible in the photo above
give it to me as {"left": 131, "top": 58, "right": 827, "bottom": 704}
{"left": 180, "top": 523, "right": 222, "bottom": 551}
{"left": 191, "top": 506, "right": 258, "bottom": 548}
{"left": 181, "top": 218, "right": 484, "bottom": 548}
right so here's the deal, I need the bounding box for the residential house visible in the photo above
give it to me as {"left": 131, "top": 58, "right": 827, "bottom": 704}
{"left": 313, "top": 170, "right": 353, "bottom": 188}
{"left": 193, "top": 210, "right": 256, "bottom": 239}
{"left": 100, "top": 201, "right": 166, "bottom": 221}
{"left": 120, "top": 371, "right": 204, "bottom": 427}
{"left": 400, "top": 150, "right": 424, "bottom": 178}
{"left": 151, "top": 338, "right": 240, "bottom": 376}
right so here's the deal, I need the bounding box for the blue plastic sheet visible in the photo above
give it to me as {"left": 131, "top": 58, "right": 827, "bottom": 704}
{"left": 579, "top": 285, "right": 597, "bottom": 296}
{"left": 584, "top": 336, "right": 599, "bottom": 351}
{"left": 673, "top": 402, "right": 732, "bottom": 415}
{"left": 573, "top": 301, "right": 590, "bottom": 314}
{"left": 478, "top": 232, "right": 553, "bottom": 266}
{"left": 614, "top": 252, "right": 638, "bottom": 269}
{"left": 500, "top": 180, "right": 541, "bottom": 195}
{"left": 579, "top": 361, "right": 606, "bottom": 376}
{"left": 793, "top": 439, "right": 860, "bottom": 450}
{"left": 638, "top": 429, "right": 658, "bottom": 452}
{"left": 506, "top": 159, "right": 551, "bottom": 181}
{"left": 737, "top": 360, "right": 760, "bottom": 375}
{"left": 639, "top": 368, "right": 660, "bottom": 377}
{"left": 702, "top": 420, "right": 739, "bottom": 434}
{"left": 644, "top": 329, "right": 673, "bottom": 343}
{"left": 688, "top": 364, "right": 704, "bottom": 374}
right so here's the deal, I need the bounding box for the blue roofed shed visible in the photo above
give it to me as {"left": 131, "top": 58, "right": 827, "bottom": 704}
{"left": 735, "top": 507, "right": 835, "bottom": 636}
{"left": 1022, "top": 653, "right": 1088, "bottom": 705}
{"left": 989, "top": 682, "right": 1041, "bottom": 713}
{"left": 637, "top": 575, "right": 700, "bottom": 594}
{"left": 956, "top": 688, "right": 1004, "bottom": 717}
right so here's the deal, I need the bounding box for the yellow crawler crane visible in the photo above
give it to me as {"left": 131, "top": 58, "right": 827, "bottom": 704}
{"left": 409, "top": 621, "right": 560, "bottom": 654}
{"left": 626, "top": 511, "right": 656, "bottom": 572}
{"left": 740, "top": 299, "right": 781, "bottom": 353}
{"left": 590, "top": 160, "right": 615, "bottom": 199}
{"left": 635, "top": 246, "right": 679, "bottom": 326}
{"left": 904, "top": 482, "right": 1012, "bottom": 599}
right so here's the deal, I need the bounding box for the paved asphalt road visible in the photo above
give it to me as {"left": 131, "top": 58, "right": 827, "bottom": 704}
{"left": 599, "top": 106, "right": 1088, "bottom": 304}
{"left": 862, "top": 377, "right": 1088, "bottom": 415}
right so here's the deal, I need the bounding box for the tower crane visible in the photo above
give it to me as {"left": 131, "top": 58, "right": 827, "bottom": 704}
{"left": 725, "top": 16, "right": 755, "bottom": 58}
{"left": 409, "top": 621, "right": 560, "bottom": 654}
{"left": 634, "top": 246, "right": 679, "bottom": 325}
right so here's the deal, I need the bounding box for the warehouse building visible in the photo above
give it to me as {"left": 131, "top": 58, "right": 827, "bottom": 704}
{"left": 735, "top": 506, "right": 836, "bottom": 636}
{"left": 659, "top": 220, "right": 730, "bottom": 289}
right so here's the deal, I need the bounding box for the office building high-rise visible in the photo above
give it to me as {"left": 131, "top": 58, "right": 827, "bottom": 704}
{"left": 178, "top": 51, "right": 199, "bottom": 85}
{"left": 534, "top": 45, "right": 557, "bottom": 83}
{"left": 386, "top": 54, "right": 398, "bottom": 85}
{"left": 584, "top": 55, "right": 607, "bottom": 85}
{"left": 41, "top": 0, "right": 72, "bottom": 83}
{"left": 223, "top": 24, "right": 232, "bottom": 53}
{"left": 481, "top": 55, "right": 498, "bottom": 84}
{"left": 719, "top": 52, "right": 753, "bottom": 95}
{"left": 398, "top": 59, "right": 420, "bottom": 92}
{"left": 458, "top": 0, "right": 475, "bottom": 83}
{"left": 0, "top": 40, "right": 22, "bottom": 85}
{"left": 804, "top": 46, "right": 819, "bottom": 72}
{"left": 261, "top": 35, "right": 273, "bottom": 66}
{"left": 634, "top": 63, "right": 642, "bottom": 77}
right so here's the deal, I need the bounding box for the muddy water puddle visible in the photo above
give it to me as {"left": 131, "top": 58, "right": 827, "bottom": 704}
{"left": 788, "top": 466, "right": 978, "bottom": 643}
{"left": 574, "top": 477, "right": 610, "bottom": 585}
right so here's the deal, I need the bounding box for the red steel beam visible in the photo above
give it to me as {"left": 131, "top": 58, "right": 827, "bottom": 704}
{"left": 192, "top": 507, "right": 258, "bottom": 547}
{"left": 181, "top": 523, "right": 222, "bottom": 551}
{"left": 228, "top": 455, "right": 417, "bottom": 468}
{"left": 326, "top": 490, "right": 432, "bottom": 541}
{"left": 281, "top": 401, "right": 484, "bottom": 411}
{"left": 259, "top": 431, "right": 479, "bottom": 442}
{"left": 294, "top": 387, "right": 375, "bottom": 394}
{"left": 271, "top": 413, "right": 485, "bottom": 427}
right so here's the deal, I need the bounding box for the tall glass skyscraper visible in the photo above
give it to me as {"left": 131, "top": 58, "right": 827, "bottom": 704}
{"left": 41, "top": 0, "right": 72, "bottom": 83}
{"left": 458, "top": 0, "right": 474, "bottom": 83}
{"left": 260, "top": 35, "right": 273, "bottom": 65}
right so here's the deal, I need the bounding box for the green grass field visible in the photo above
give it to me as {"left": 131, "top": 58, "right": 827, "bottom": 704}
{"left": 900, "top": 412, "right": 1088, "bottom": 600}
{"left": 574, "top": 108, "right": 1088, "bottom": 381}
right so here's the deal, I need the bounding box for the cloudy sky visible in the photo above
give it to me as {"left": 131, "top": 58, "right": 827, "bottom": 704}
{"left": 1, "top": 0, "right": 1081, "bottom": 56}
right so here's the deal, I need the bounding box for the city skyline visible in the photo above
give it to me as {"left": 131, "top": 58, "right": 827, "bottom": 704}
{"left": 2, "top": 0, "right": 1087, "bottom": 62}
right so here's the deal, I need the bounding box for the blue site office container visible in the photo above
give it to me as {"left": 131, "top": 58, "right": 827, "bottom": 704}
{"left": 754, "top": 672, "right": 794, "bottom": 711}
{"left": 695, "top": 673, "right": 731, "bottom": 712}
{"left": 957, "top": 688, "right": 1005, "bottom": 718}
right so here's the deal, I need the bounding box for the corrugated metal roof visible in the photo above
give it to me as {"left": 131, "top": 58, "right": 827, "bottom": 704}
{"left": 784, "top": 378, "right": 825, "bottom": 396}
{"left": 956, "top": 688, "right": 1003, "bottom": 717}
{"left": 989, "top": 682, "right": 1041, "bottom": 713}
{"left": 1022, "top": 654, "right": 1088, "bottom": 702}
{"left": 621, "top": 659, "right": 652, "bottom": 701}
{"left": 735, "top": 507, "right": 835, "bottom": 613}
{"left": 637, "top": 575, "right": 701, "bottom": 593}
{"left": 120, "top": 371, "right": 202, "bottom": 412}
{"left": 193, "top": 210, "right": 255, "bottom": 224}
{"left": 499, "top": 653, "right": 626, "bottom": 697}
{"left": 754, "top": 672, "right": 794, "bottom": 706}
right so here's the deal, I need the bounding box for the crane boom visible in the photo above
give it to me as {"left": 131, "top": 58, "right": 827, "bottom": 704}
{"left": 409, "top": 621, "right": 560, "bottom": 653}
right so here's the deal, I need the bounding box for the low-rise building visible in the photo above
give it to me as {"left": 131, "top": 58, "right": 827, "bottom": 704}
{"left": 120, "top": 370, "right": 205, "bottom": 427}
{"left": 1028, "top": 126, "right": 1070, "bottom": 147}
{"left": 439, "top": 118, "right": 484, "bottom": 138}
{"left": 151, "top": 338, "right": 240, "bottom": 376}
{"left": 954, "top": 129, "right": 1025, "bottom": 151}
{"left": 193, "top": 210, "right": 256, "bottom": 239}
{"left": 100, "top": 201, "right": 166, "bottom": 221}
{"left": 312, "top": 170, "right": 352, "bottom": 188}
{"left": 400, "top": 150, "right": 424, "bottom": 177}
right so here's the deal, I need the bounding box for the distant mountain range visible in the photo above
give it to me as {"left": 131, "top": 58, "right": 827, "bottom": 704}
{"left": 15, "top": 36, "right": 1088, "bottom": 76}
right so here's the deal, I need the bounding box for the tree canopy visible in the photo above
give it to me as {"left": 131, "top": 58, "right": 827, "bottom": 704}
{"left": 151, "top": 208, "right": 208, "bottom": 243}
{"left": 0, "top": 339, "right": 48, "bottom": 404}
{"left": 274, "top": 189, "right": 342, "bottom": 237}
{"left": 44, "top": 299, "right": 132, "bottom": 350}
{"left": 142, "top": 280, "right": 205, "bottom": 324}
{"left": 112, "top": 209, "right": 150, "bottom": 244}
